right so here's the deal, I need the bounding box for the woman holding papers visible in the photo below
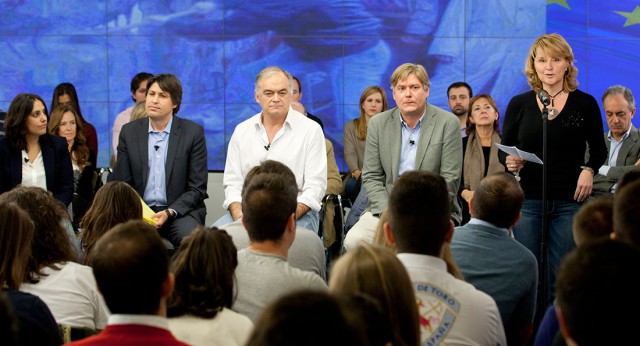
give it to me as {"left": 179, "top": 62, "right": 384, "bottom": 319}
{"left": 499, "top": 33, "right": 606, "bottom": 313}
{"left": 459, "top": 94, "right": 504, "bottom": 224}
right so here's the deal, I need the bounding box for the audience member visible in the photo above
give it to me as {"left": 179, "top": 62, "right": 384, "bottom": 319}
{"left": 0, "top": 186, "right": 108, "bottom": 330}
{"left": 0, "top": 201, "right": 62, "bottom": 345}
{"left": 216, "top": 66, "right": 326, "bottom": 233}
{"left": 612, "top": 179, "right": 640, "bottom": 247}
{"left": 111, "top": 73, "right": 208, "bottom": 247}
{"left": 555, "top": 240, "right": 640, "bottom": 346}
{"left": 500, "top": 33, "right": 607, "bottom": 313}
{"left": 451, "top": 173, "right": 537, "bottom": 345}
{"left": 51, "top": 82, "right": 98, "bottom": 166}
{"left": 533, "top": 196, "right": 615, "bottom": 346}
{"left": 459, "top": 94, "right": 505, "bottom": 224}
{"left": 329, "top": 243, "right": 420, "bottom": 346}
{"left": 335, "top": 293, "right": 393, "bottom": 346}
{"left": 129, "top": 101, "right": 147, "bottom": 122}
{"left": 447, "top": 81, "right": 473, "bottom": 137}
{"left": 49, "top": 104, "right": 96, "bottom": 226}
{"left": 372, "top": 208, "right": 465, "bottom": 280}
{"left": 616, "top": 166, "right": 640, "bottom": 190}
{"left": 592, "top": 85, "right": 640, "bottom": 196}
{"left": 167, "top": 226, "right": 253, "bottom": 346}
{"left": 219, "top": 160, "right": 326, "bottom": 280}
{"left": 291, "top": 75, "right": 324, "bottom": 128}
{"left": 0, "top": 292, "right": 18, "bottom": 346}
{"left": 232, "top": 162, "right": 327, "bottom": 322}
{"left": 245, "top": 290, "right": 363, "bottom": 346}
{"left": 0, "top": 93, "right": 74, "bottom": 206}
{"left": 384, "top": 170, "right": 506, "bottom": 345}
{"left": 112, "top": 72, "right": 154, "bottom": 155}
{"left": 68, "top": 220, "right": 188, "bottom": 346}
{"left": 345, "top": 63, "right": 462, "bottom": 250}
{"left": 343, "top": 86, "right": 389, "bottom": 229}
{"left": 79, "top": 181, "right": 142, "bottom": 264}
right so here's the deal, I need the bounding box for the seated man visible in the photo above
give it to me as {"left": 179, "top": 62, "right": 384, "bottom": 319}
{"left": 68, "top": 220, "right": 187, "bottom": 346}
{"left": 450, "top": 173, "right": 537, "bottom": 345}
{"left": 592, "top": 85, "right": 640, "bottom": 196}
{"left": 383, "top": 170, "right": 505, "bottom": 345}
{"left": 215, "top": 66, "right": 326, "bottom": 233}
{"left": 345, "top": 63, "right": 462, "bottom": 251}
{"left": 232, "top": 161, "right": 327, "bottom": 322}
{"left": 219, "top": 159, "right": 327, "bottom": 280}
{"left": 111, "top": 74, "right": 208, "bottom": 247}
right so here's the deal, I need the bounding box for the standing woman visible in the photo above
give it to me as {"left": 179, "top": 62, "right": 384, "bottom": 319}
{"left": 499, "top": 33, "right": 607, "bottom": 309}
{"left": 0, "top": 93, "right": 73, "bottom": 206}
{"left": 49, "top": 105, "right": 95, "bottom": 226}
{"left": 51, "top": 82, "right": 98, "bottom": 167}
{"left": 459, "top": 94, "right": 505, "bottom": 224}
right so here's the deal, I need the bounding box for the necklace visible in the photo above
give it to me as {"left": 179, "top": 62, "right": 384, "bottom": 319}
{"left": 547, "top": 89, "right": 563, "bottom": 107}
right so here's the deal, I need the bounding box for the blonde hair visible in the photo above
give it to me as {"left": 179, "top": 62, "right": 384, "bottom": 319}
{"left": 130, "top": 101, "right": 147, "bottom": 122}
{"left": 390, "top": 63, "right": 430, "bottom": 89}
{"left": 525, "top": 33, "right": 578, "bottom": 93}
{"left": 329, "top": 243, "right": 420, "bottom": 346}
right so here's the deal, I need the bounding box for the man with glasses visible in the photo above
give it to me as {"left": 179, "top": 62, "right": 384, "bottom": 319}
{"left": 215, "top": 66, "right": 326, "bottom": 233}
{"left": 344, "top": 63, "right": 462, "bottom": 251}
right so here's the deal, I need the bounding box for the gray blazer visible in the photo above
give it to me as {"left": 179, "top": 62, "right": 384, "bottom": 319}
{"left": 593, "top": 126, "right": 640, "bottom": 195}
{"left": 362, "top": 104, "right": 462, "bottom": 223}
{"left": 111, "top": 116, "right": 208, "bottom": 221}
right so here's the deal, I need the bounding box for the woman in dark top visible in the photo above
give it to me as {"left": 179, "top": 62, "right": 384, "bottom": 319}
{"left": 49, "top": 105, "right": 95, "bottom": 226}
{"left": 499, "top": 33, "right": 607, "bottom": 309}
{"left": 51, "top": 82, "right": 98, "bottom": 167}
{"left": 0, "top": 93, "right": 74, "bottom": 206}
{"left": 460, "top": 94, "right": 504, "bottom": 224}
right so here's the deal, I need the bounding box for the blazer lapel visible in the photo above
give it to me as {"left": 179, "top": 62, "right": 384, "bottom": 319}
{"left": 415, "top": 104, "right": 436, "bottom": 169}
{"left": 138, "top": 119, "right": 150, "bottom": 188}
{"left": 617, "top": 126, "right": 639, "bottom": 166}
{"left": 166, "top": 116, "right": 180, "bottom": 185}
{"left": 41, "top": 136, "right": 54, "bottom": 190}
{"left": 389, "top": 109, "right": 402, "bottom": 180}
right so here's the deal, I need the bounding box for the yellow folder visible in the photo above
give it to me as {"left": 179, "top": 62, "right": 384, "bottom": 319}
{"left": 140, "top": 196, "right": 158, "bottom": 226}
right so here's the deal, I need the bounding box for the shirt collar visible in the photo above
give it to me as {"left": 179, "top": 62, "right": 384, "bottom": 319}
{"left": 468, "top": 218, "right": 511, "bottom": 237}
{"left": 108, "top": 314, "right": 169, "bottom": 330}
{"left": 148, "top": 116, "right": 173, "bottom": 134}
{"left": 399, "top": 108, "right": 426, "bottom": 129}
{"left": 607, "top": 127, "right": 631, "bottom": 142}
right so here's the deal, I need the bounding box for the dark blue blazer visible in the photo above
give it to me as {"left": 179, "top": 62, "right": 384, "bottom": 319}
{"left": 0, "top": 134, "right": 74, "bottom": 206}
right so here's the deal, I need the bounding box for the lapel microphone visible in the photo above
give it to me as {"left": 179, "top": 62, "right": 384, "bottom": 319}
{"left": 409, "top": 140, "right": 415, "bottom": 145}
{"left": 264, "top": 144, "right": 270, "bottom": 151}
{"left": 154, "top": 145, "right": 159, "bottom": 151}
{"left": 24, "top": 157, "right": 29, "bottom": 163}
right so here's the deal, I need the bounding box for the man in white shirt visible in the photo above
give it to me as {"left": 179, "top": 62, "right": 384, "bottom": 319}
{"left": 383, "top": 170, "right": 506, "bottom": 345}
{"left": 214, "top": 66, "right": 327, "bottom": 233}
{"left": 592, "top": 85, "right": 640, "bottom": 196}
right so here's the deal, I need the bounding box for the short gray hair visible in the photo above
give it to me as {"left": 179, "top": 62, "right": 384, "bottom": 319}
{"left": 255, "top": 66, "right": 293, "bottom": 95}
{"left": 602, "top": 85, "right": 635, "bottom": 111}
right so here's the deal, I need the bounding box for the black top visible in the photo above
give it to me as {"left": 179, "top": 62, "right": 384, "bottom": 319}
{"left": 4, "top": 289, "right": 62, "bottom": 346}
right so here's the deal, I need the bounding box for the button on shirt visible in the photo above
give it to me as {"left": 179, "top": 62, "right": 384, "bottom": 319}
{"left": 399, "top": 112, "right": 425, "bottom": 175}
{"left": 144, "top": 117, "right": 172, "bottom": 207}
{"left": 598, "top": 128, "right": 631, "bottom": 193}
{"left": 21, "top": 150, "right": 47, "bottom": 191}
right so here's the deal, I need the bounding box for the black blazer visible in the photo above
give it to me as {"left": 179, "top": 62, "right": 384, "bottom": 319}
{"left": 110, "top": 116, "right": 208, "bottom": 221}
{"left": 0, "top": 134, "right": 74, "bottom": 206}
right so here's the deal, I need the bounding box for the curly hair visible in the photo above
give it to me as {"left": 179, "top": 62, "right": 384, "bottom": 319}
{"left": 0, "top": 186, "right": 75, "bottom": 283}
{"left": 167, "top": 226, "right": 238, "bottom": 319}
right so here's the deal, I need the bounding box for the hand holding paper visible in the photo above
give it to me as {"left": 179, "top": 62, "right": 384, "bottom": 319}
{"left": 496, "top": 144, "right": 543, "bottom": 164}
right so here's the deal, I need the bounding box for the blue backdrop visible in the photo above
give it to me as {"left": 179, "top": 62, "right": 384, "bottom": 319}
{"left": 1, "top": 0, "right": 638, "bottom": 170}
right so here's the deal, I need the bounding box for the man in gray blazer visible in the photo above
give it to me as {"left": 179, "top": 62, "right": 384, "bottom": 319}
{"left": 344, "top": 63, "right": 462, "bottom": 251}
{"left": 592, "top": 85, "right": 640, "bottom": 197}
{"left": 111, "top": 74, "right": 208, "bottom": 247}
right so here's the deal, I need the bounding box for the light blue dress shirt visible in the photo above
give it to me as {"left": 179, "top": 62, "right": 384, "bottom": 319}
{"left": 399, "top": 111, "right": 425, "bottom": 176}
{"left": 144, "top": 116, "right": 172, "bottom": 207}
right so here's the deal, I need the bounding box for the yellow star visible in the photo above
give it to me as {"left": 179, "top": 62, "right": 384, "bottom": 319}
{"left": 615, "top": 5, "right": 640, "bottom": 27}
{"left": 547, "top": 0, "right": 570, "bottom": 10}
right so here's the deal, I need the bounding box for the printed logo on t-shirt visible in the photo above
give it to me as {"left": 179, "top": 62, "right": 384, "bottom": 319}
{"left": 414, "top": 282, "right": 460, "bottom": 346}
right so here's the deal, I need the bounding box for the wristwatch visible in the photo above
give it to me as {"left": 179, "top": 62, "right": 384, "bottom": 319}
{"left": 165, "top": 209, "right": 175, "bottom": 219}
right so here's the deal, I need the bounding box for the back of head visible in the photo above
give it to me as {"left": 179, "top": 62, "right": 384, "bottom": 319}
{"left": 556, "top": 240, "right": 640, "bottom": 345}
{"left": 5, "top": 93, "right": 48, "bottom": 150}
{"left": 80, "top": 181, "right": 142, "bottom": 264}
{"left": 0, "top": 186, "right": 74, "bottom": 282}
{"left": 129, "top": 101, "right": 147, "bottom": 122}
{"left": 0, "top": 202, "right": 34, "bottom": 289}
{"left": 572, "top": 197, "right": 613, "bottom": 246}
{"left": 90, "top": 220, "right": 169, "bottom": 314}
{"left": 329, "top": 244, "right": 420, "bottom": 346}
{"left": 242, "top": 161, "right": 298, "bottom": 242}
{"left": 472, "top": 173, "right": 524, "bottom": 228}
{"left": 168, "top": 226, "right": 238, "bottom": 319}
{"left": 613, "top": 180, "right": 640, "bottom": 248}
{"left": 147, "top": 74, "right": 182, "bottom": 115}
{"left": 387, "top": 170, "right": 450, "bottom": 255}
{"left": 337, "top": 293, "right": 393, "bottom": 346}
{"left": 617, "top": 167, "right": 640, "bottom": 192}
{"left": 246, "top": 290, "right": 363, "bottom": 346}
